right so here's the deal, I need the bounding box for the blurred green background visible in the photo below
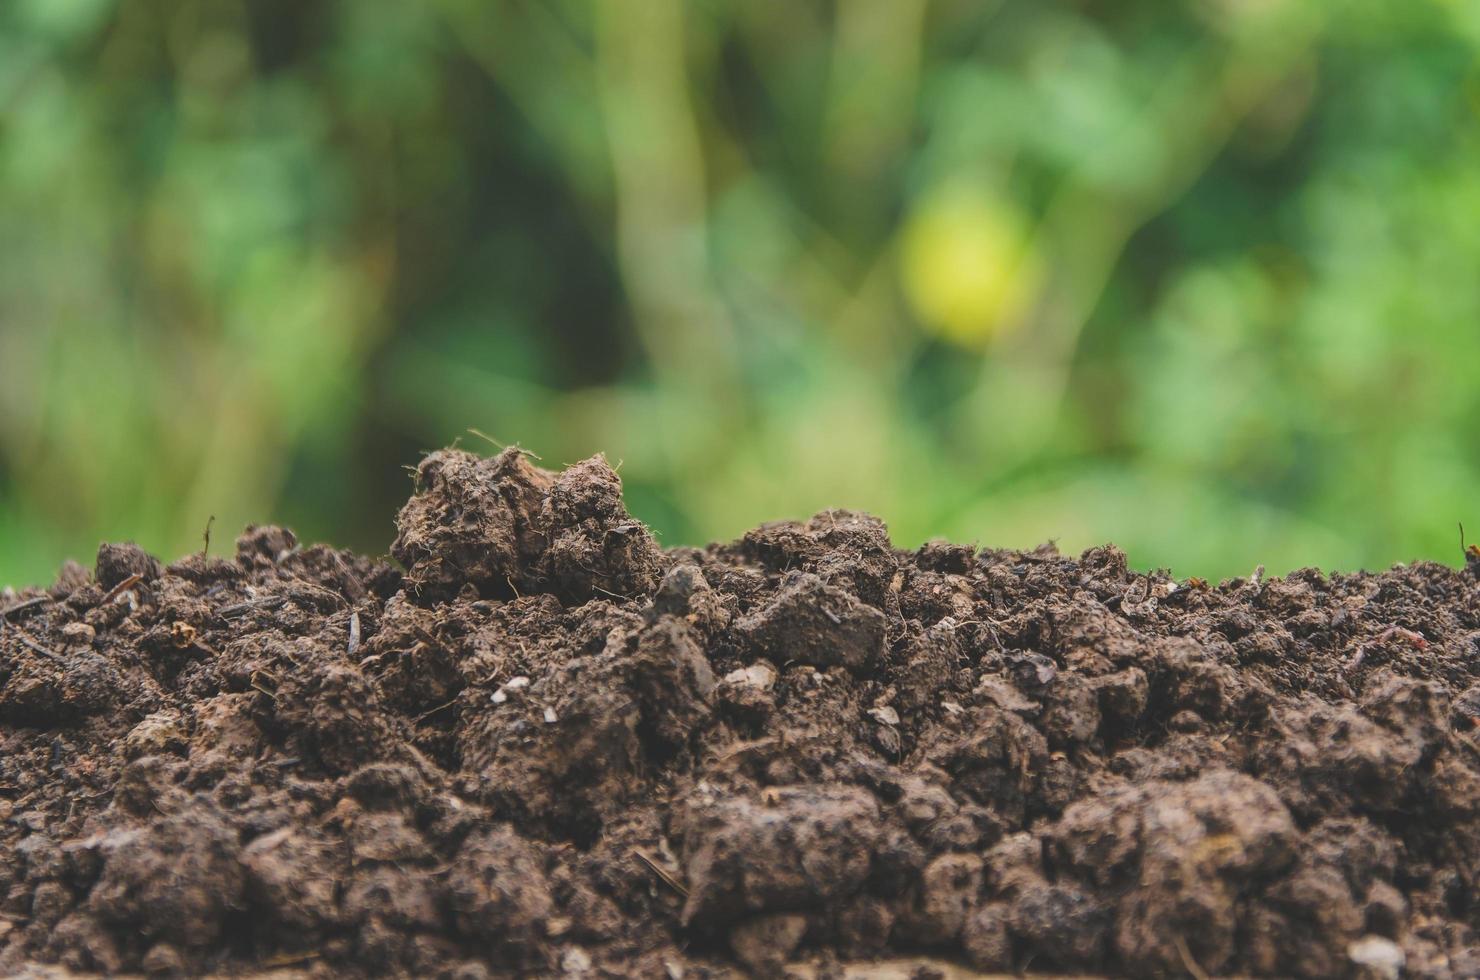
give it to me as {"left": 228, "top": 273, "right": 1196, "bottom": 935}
{"left": 4, "top": 0, "right": 1480, "bottom": 588}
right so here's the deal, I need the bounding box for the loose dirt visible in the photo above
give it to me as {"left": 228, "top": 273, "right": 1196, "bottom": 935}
{"left": 1, "top": 448, "right": 1478, "bottom": 978}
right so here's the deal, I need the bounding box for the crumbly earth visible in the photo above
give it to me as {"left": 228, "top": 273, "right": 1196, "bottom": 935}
{"left": 1, "top": 447, "right": 1478, "bottom": 979}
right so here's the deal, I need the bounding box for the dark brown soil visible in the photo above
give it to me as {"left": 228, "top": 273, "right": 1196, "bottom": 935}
{"left": 2, "top": 448, "right": 1478, "bottom": 979}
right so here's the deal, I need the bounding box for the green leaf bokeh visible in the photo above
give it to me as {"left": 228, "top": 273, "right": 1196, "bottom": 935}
{"left": 3, "top": 0, "right": 1479, "bottom": 586}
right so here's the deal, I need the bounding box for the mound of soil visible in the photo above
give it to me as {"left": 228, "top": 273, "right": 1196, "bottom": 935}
{"left": 2, "top": 447, "right": 1478, "bottom": 979}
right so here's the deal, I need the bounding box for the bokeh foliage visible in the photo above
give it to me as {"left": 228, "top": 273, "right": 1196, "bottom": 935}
{"left": 4, "top": 0, "right": 1480, "bottom": 587}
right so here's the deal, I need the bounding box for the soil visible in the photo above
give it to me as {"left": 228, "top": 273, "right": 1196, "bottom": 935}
{"left": 1, "top": 447, "right": 1478, "bottom": 979}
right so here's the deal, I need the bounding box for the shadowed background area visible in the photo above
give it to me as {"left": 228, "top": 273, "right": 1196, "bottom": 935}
{"left": 3, "top": 0, "right": 1480, "bottom": 587}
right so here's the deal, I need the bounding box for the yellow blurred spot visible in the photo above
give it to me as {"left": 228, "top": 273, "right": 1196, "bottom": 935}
{"left": 900, "top": 179, "right": 1040, "bottom": 346}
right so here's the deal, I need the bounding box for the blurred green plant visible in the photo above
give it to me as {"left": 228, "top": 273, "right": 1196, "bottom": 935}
{"left": 4, "top": 0, "right": 1480, "bottom": 588}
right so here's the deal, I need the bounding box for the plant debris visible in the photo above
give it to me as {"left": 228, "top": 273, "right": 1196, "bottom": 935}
{"left": 1, "top": 446, "right": 1478, "bottom": 978}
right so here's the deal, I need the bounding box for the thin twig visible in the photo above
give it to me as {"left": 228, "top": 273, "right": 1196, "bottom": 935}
{"left": 413, "top": 698, "right": 459, "bottom": 724}
{"left": 0, "top": 596, "right": 51, "bottom": 620}
{"left": 260, "top": 952, "right": 321, "bottom": 968}
{"left": 2, "top": 623, "right": 63, "bottom": 661}
{"left": 632, "top": 848, "right": 688, "bottom": 898}
{"left": 100, "top": 573, "right": 143, "bottom": 606}
{"left": 591, "top": 584, "right": 632, "bottom": 602}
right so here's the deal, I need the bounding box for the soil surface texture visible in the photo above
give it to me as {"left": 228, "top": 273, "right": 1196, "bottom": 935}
{"left": 2, "top": 447, "right": 1479, "bottom": 979}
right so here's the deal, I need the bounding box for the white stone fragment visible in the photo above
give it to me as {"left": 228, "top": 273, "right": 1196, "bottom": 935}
{"left": 722, "top": 662, "right": 777, "bottom": 691}
{"left": 560, "top": 946, "right": 592, "bottom": 974}
{"left": 868, "top": 705, "right": 900, "bottom": 726}
{"left": 1348, "top": 935, "right": 1404, "bottom": 980}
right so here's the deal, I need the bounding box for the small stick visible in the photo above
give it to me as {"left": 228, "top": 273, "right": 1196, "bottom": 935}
{"left": 3, "top": 623, "right": 63, "bottom": 661}
{"left": 591, "top": 584, "right": 631, "bottom": 602}
{"left": 261, "top": 952, "right": 321, "bottom": 969}
{"left": 347, "top": 611, "right": 362, "bottom": 657}
{"left": 0, "top": 596, "right": 51, "bottom": 620}
{"left": 100, "top": 573, "right": 143, "bottom": 606}
{"left": 632, "top": 847, "right": 688, "bottom": 898}
{"left": 413, "top": 698, "right": 459, "bottom": 724}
